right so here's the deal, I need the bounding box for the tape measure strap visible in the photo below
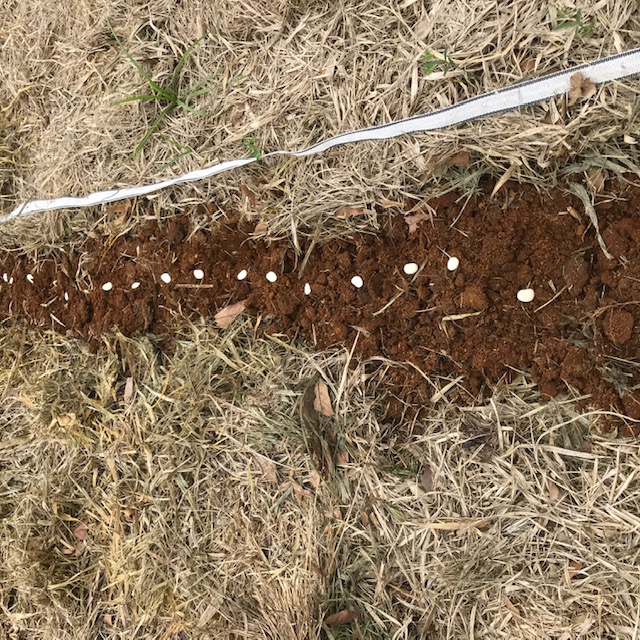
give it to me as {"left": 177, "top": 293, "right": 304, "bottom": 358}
{"left": 4, "top": 47, "right": 640, "bottom": 222}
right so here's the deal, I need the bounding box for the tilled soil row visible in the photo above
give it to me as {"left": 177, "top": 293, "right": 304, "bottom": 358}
{"left": 1, "top": 181, "right": 639, "bottom": 430}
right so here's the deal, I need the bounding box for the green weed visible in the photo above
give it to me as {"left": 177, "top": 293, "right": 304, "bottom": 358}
{"left": 242, "top": 134, "right": 263, "bottom": 160}
{"left": 552, "top": 9, "right": 596, "bottom": 38}
{"left": 421, "top": 48, "right": 458, "bottom": 76}
{"left": 110, "top": 27, "right": 218, "bottom": 159}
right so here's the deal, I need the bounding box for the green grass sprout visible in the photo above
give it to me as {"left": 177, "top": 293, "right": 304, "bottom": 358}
{"left": 110, "top": 27, "right": 218, "bottom": 160}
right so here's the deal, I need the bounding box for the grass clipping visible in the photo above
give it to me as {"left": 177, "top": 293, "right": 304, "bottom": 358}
{"left": 1, "top": 321, "right": 640, "bottom": 639}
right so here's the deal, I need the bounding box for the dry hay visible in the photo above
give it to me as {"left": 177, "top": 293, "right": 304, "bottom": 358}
{"left": 1, "top": 320, "right": 640, "bottom": 639}
{"left": 2, "top": 1, "right": 640, "bottom": 638}
{"left": 1, "top": 0, "right": 640, "bottom": 247}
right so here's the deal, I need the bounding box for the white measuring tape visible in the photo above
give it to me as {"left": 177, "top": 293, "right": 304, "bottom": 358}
{"left": 3, "top": 47, "right": 640, "bottom": 223}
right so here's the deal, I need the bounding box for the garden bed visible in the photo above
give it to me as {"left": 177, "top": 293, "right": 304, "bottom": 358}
{"left": 1, "top": 178, "right": 639, "bottom": 432}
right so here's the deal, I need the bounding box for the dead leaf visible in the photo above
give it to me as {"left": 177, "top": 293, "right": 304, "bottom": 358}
{"left": 521, "top": 58, "right": 536, "bottom": 74}
{"left": 123, "top": 377, "right": 134, "bottom": 406}
{"left": 239, "top": 184, "right": 258, "bottom": 207}
{"left": 313, "top": 381, "right": 334, "bottom": 416}
{"left": 444, "top": 150, "right": 471, "bottom": 168}
{"left": 414, "top": 14, "right": 430, "bottom": 40}
{"left": 503, "top": 596, "right": 522, "bottom": 622}
{"left": 336, "top": 205, "right": 374, "bottom": 218}
{"left": 106, "top": 200, "right": 131, "bottom": 217}
{"left": 566, "top": 559, "right": 583, "bottom": 582}
{"left": 360, "top": 510, "right": 370, "bottom": 527}
{"left": 567, "top": 72, "right": 597, "bottom": 107}
{"left": 427, "top": 150, "right": 471, "bottom": 170}
{"left": 585, "top": 168, "right": 605, "bottom": 193}
{"left": 72, "top": 523, "right": 88, "bottom": 541}
{"left": 308, "top": 469, "right": 322, "bottom": 490}
{"left": 324, "top": 609, "right": 361, "bottom": 627}
{"left": 254, "top": 456, "right": 277, "bottom": 484}
{"left": 214, "top": 300, "right": 247, "bottom": 329}
{"left": 404, "top": 211, "right": 431, "bottom": 234}
{"left": 300, "top": 378, "right": 320, "bottom": 432}
{"left": 103, "top": 613, "right": 113, "bottom": 627}
{"left": 56, "top": 413, "right": 76, "bottom": 428}
{"left": 292, "top": 482, "right": 313, "bottom": 502}
{"left": 420, "top": 466, "right": 434, "bottom": 492}
{"left": 335, "top": 449, "right": 349, "bottom": 468}
{"left": 253, "top": 221, "right": 269, "bottom": 236}
{"left": 547, "top": 478, "right": 562, "bottom": 502}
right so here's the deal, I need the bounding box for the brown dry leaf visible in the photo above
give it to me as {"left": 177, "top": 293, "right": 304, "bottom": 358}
{"left": 335, "top": 449, "right": 349, "bottom": 468}
{"left": 503, "top": 596, "right": 523, "bottom": 622}
{"left": 568, "top": 72, "right": 597, "bottom": 107}
{"left": 72, "top": 523, "right": 88, "bottom": 541}
{"left": 444, "top": 150, "right": 471, "bottom": 168}
{"left": 254, "top": 456, "right": 277, "bottom": 484}
{"left": 239, "top": 184, "right": 258, "bottom": 207}
{"left": 414, "top": 14, "right": 430, "bottom": 40}
{"left": 521, "top": 58, "right": 536, "bottom": 74}
{"left": 324, "top": 609, "right": 361, "bottom": 627}
{"left": 313, "top": 381, "right": 334, "bottom": 416}
{"left": 123, "top": 377, "right": 134, "bottom": 406}
{"left": 103, "top": 614, "right": 113, "bottom": 627}
{"left": 308, "top": 469, "right": 322, "bottom": 490}
{"left": 547, "top": 478, "right": 562, "bottom": 502}
{"left": 567, "top": 559, "right": 583, "bottom": 582}
{"left": 56, "top": 413, "right": 76, "bottom": 428}
{"left": 360, "top": 510, "right": 369, "bottom": 527}
{"left": 420, "top": 466, "right": 434, "bottom": 492}
{"left": 585, "top": 168, "right": 605, "bottom": 193}
{"left": 253, "top": 221, "right": 269, "bottom": 236}
{"left": 567, "top": 72, "right": 583, "bottom": 107}
{"left": 404, "top": 211, "right": 431, "bottom": 234}
{"left": 214, "top": 300, "right": 247, "bottom": 329}
{"left": 292, "top": 482, "right": 313, "bottom": 503}
{"left": 336, "top": 205, "right": 373, "bottom": 218}
{"left": 106, "top": 200, "right": 131, "bottom": 216}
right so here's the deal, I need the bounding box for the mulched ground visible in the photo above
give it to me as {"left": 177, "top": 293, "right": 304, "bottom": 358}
{"left": 1, "top": 179, "right": 639, "bottom": 432}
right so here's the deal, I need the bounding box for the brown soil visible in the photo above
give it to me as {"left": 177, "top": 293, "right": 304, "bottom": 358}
{"left": 2, "top": 180, "right": 640, "bottom": 433}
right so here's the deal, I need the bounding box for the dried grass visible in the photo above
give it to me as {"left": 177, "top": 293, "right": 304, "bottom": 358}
{"left": 1, "top": 320, "right": 640, "bottom": 638}
{"left": 3, "top": 1, "right": 640, "bottom": 638}
{"left": 1, "top": 0, "right": 640, "bottom": 248}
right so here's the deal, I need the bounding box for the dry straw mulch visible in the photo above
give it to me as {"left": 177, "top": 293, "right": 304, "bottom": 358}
{"left": 2, "top": 1, "right": 640, "bottom": 638}
{"left": 1, "top": 0, "right": 640, "bottom": 247}
{"left": 1, "top": 322, "right": 640, "bottom": 638}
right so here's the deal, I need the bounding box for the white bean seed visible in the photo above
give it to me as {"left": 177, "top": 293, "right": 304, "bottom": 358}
{"left": 193, "top": 269, "right": 205, "bottom": 280}
{"left": 517, "top": 288, "right": 535, "bottom": 303}
{"left": 304, "top": 283, "right": 311, "bottom": 295}
{"left": 26, "top": 274, "right": 34, "bottom": 283}
{"left": 351, "top": 275, "right": 364, "bottom": 289}
{"left": 447, "top": 256, "right": 460, "bottom": 271}
{"left": 266, "top": 271, "right": 278, "bottom": 283}
{"left": 161, "top": 273, "right": 172, "bottom": 284}
{"left": 403, "top": 262, "right": 419, "bottom": 275}
{"left": 237, "top": 269, "right": 248, "bottom": 281}
{"left": 102, "top": 282, "right": 113, "bottom": 292}
{"left": 131, "top": 282, "right": 141, "bottom": 289}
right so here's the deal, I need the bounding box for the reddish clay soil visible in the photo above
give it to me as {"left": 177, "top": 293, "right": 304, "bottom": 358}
{"left": 1, "top": 180, "right": 640, "bottom": 432}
